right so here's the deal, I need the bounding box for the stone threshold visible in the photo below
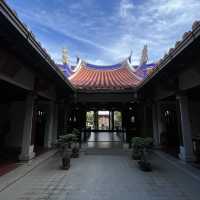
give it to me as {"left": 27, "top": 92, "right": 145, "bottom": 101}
{"left": 0, "top": 149, "right": 57, "bottom": 192}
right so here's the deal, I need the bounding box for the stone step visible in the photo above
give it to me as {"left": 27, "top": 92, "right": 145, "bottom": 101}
{"left": 85, "top": 148, "right": 130, "bottom": 156}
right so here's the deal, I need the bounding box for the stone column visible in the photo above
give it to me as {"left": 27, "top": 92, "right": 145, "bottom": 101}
{"left": 19, "top": 94, "right": 35, "bottom": 161}
{"left": 56, "top": 101, "right": 65, "bottom": 136}
{"left": 52, "top": 103, "right": 58, "bottom": 146}
{"left": 111, "top": 111, "right": 114, "bottom": 131}
{"left": 141, "top": 104, "right": 146, "bottom": 137}
{"left": 94, "top": 111, "right": 98, "bottom": 130}
{"left": 108, "top": 111, "right": 110, "bottom": 130}
{"left": 64, "top": 103, "right": 72, "bottom": 133}
{"left": 152, "top": 103, "right": 159, "bottom": 146}
{"left": 44, "top": 101, "right": 55, "bottom": 148}
{"left": 121, "top": 109, "right": 127, "bottom": 140}
{"left": 177, "top": 94, "right": 194, "bottom": 162}
{"left": 82, "top": 110, "right": 86, "bottom": 130}
{"left": 156, "top": 102, "right": 165, "bottom": 145}
{"left": 80, "top": 110, "right": 86, "bottom": 143}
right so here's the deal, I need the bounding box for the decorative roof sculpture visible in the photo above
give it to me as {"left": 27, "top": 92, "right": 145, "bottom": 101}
{"left": 62, "top": 48, "right": 69, "bottom": 64}
{"left": 139, "top": 45, "right": 148, "bottom": 66}
{"left": 57, "top": 63, "right": 73, "bottom": 77}
{"left": 58, "top": 48, "right": 74, "bottom": 77}
{"left": 135, "top": 45, "right": 156, "bottom": 78}
{"left": 135, "top": 63, "right": 156, "bottom": 78}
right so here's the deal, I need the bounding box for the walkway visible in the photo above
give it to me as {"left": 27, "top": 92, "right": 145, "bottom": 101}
{"left": 0, "top": 151, "right": 200, "bottom": 200}
{"left": 87, "top": 131, "right": 122, "bottom": 148}
{"left": 88, "top": 132, "right": 121, "bottom": 142}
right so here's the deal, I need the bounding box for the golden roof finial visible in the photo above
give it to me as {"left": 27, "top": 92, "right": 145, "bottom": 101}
{"left": 62, "top": 48, "right": 69, "bottom": 64}
{"left": 140, "top": 45, "right": 148, "bottom": 66}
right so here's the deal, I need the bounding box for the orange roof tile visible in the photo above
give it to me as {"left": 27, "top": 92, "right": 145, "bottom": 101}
{"left": 69, "top": 60, "right": 142, "bottom": 90}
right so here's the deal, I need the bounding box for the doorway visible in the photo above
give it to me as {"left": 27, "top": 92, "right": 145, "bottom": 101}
{"left": 86, "top": 110, "right": 123, "bottom": 148}
{"left": 86, "top": 110, "right": 122, "bottom": 131}
{"left": 162, "top": 107, "right": 180, "bottom": 157}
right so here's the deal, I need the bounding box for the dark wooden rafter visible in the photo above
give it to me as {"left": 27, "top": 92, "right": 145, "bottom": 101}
{"left": 159, "top": 75, "right": 179, "bottom": 91}
{"left": 34, "top": 77, "right": 50, "bottom": 92}
{"left": 0, "top": 48, "right": 22, "bottom": 77}
{"left": 0, "top": 0, "right": 74, "bottom": 100}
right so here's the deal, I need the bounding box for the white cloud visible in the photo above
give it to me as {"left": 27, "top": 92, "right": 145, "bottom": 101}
{"left": 17, "top": 7, "right": 119, "bottom": 55}
{"left": 86, "top": 59, "right": 108, "bottom": 66}
{"left": 120, "top": 0, "right": 135, "bottom": 18}
{"left": 106, "top": 0, "right": 200, "bottom": 64}
{"left": 10, "top": 0, "right": 200, "bottom": 65}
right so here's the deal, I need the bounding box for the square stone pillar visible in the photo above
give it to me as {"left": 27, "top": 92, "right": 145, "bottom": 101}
{"left": 44, "top": 101, "right": 55, "bottom": 148}
{"left": 19, "top": 94, "right": 35, "bottom": 161}
{"left": 152, "top": 103, "right": 159, "bottom": 146}
{"left": 156, "top": 102, "right": 166, "bottom": 146}
{"left": 141, "top": 104, "right": 147, "bottom": 137}
{"left": 177, "top": 94, "right": 194, "bottom": 162}
{"left": 94, "top": 111, "right": 98, "bottom": 130}
{"left": 52, "top": 103, "right": 58, "bottom": 146}
{"left": 111, "top": 111, "right": 114, "bottom": 130}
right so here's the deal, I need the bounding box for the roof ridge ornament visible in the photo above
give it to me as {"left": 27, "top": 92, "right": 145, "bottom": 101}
{"left": 139, "top": 45, "right": 148, "bottom": 66}
{"left": 76, "top": 56, "right": 80, "bottom": 64}
{"left": 128, "top": 50, "right": 133, "bottom": 63}
{"left": 62, "top": 48, "right": 69, "bottom": 64}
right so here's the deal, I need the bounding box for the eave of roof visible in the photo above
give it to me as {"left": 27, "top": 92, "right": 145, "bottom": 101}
{"left": 0, "top": 0, "right": 75, "bottom": 92}
{"left": 57, "top": 64, "right": 74, "bottom": 77}
{"left": 85, "top": 61, "right": 125, "bottom": 70}
{"left": 76, "top": 88, "right": 137, "bottom": 93}
{"left": 137, "top": 20, "right": 200, "bottom": 91}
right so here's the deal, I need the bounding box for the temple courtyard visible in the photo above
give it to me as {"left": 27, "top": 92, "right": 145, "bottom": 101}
{"left": 0, "top": 147, "right": 200, "bottom": 200}
{"left": 1, "top": 1, "right": 200, "bottom": 199}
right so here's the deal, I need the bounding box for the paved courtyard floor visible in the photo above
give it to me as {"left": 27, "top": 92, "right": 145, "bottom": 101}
{"left": 0, "top": 150, "right": 200, "bottom": 200}
{"left": 87, "top": 132, "right": 122, "bottom": 148}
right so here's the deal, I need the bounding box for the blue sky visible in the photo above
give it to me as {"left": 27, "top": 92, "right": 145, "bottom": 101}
{"left": 6, "top": 0, "right": 200, "bottom": 65}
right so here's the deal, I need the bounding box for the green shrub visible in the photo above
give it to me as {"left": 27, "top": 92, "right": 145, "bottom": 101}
{"left": 132, "top": 137, "right": 145, "bottom": 148}
{"left": 144, "top": 137, "right": 153, "bottom": 148}
{"left": 72, "top": 128, "right": 80, "bottom": 136}
{"left": 132, "top": 137, "right": 153, "bottom": 148}
{"left": 58, "top": 134, "right": 77, "bottom": 145}
{"left": 131, "top": 137, "right": 153, "bottom": 160}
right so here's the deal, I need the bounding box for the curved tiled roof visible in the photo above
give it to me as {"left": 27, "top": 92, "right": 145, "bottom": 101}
{"left": 57, "top": 64, "right": 74, "bottom": 77}
{"left": 69, "top": 60, "right": 143, "bottom": 90}
{"left": 135, "top": 63, "right": 157, "bottom": 78}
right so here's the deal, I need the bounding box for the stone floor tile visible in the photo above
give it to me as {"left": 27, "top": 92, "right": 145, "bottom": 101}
{"left": 0, "top": 151, "right": 200, "bottom": 200}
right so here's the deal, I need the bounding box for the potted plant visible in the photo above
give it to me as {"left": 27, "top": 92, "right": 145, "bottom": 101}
{"left": 138, "top": 137, "right": 153, "bottom": 172}
{"left": 71, "top": 128, "right": 81, "bottom": 158}
{"left": 131, "top": 137, "right": 145, "bottom": 160}
{"left": 131, "top": 137, "right": 153, "bottom": 171}
{"left": 138, "top": 148, "right": 152, "bottom": 171}
{"left": 144, "top": 137, "right": 153, "bottom": 152}
{"left": 57, "top": 134, "right": 74, "bottom": 170}
{"left": 72, "top": 128, "right": 81, "bottom": 142}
